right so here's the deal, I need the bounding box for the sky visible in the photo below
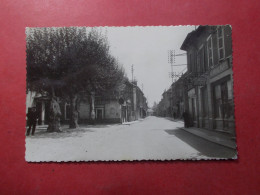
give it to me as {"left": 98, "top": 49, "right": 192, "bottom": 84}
{"left": 95, "top": 26, "right": 195, "bottom": 107}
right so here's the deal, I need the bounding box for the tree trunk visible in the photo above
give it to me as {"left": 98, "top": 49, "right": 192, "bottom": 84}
{"left": 47, "top": 97, "right": 62, "bottom": 132}
{"left": 89, "top": 92, "right": 95, "bottom": 124}
{"left": 47, "top": 86, "right": 62, "bottom": 132}
{"left": 69, "top": 94, "right": 79, "bottom": 129}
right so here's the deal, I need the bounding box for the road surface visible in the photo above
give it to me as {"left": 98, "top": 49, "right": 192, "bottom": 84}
{"left": 25, "top": 116, "right": 236, "bottom": 161}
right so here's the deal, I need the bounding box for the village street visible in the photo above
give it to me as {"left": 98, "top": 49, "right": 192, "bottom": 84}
{"left": 25, "top": 116, "right": 236, "bottom": 161}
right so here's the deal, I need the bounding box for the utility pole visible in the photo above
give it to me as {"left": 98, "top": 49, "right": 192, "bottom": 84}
{"left": 168, "top": 50, "right": 187, "bottom": 118}
{"left": 131, "top": 64, "right": 136, "bottom": 120}
{"left": 168, "top": 50, "right": 175, "bottom": 83}
{"left": 131, "top": 64, "right": 134, "bottom": 83}
{"left": 168, "top": 50, "right": 175, "bottom": 118}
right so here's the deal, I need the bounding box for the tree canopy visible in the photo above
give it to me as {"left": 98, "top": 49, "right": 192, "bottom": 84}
{"left": 26, "top": 27, "right": 125, "bottom": 97}
{"left": 26, "top": 27, "right": 125, "bottom": 129}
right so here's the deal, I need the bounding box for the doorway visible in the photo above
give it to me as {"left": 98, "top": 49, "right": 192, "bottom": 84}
{"left": 95, "top": 108, "right": 104, "bottom": 121}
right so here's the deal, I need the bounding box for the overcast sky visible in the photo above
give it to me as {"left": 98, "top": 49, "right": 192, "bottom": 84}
{"left": 97, "top": 26, "right": 195, "bottom": 107}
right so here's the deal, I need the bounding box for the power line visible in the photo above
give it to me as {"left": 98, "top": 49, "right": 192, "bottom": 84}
{"left": 131, "top": 64, "right": 134, "bottom": 83}
{"left": 180, "top": 67, "right": 187, "bottom": 73}
{"left": 174, "top": 53, "right": 187, "bottom": 56}
{"left": 171, "top": 64, "right": 187, "bottom": 66}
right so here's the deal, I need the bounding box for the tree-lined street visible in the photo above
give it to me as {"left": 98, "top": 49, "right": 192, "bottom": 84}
{"left": 25, "top": 26, "right": 237, "bottom": 161}
{"left": 26, "top": 116, "right": 236, "bottom": 161}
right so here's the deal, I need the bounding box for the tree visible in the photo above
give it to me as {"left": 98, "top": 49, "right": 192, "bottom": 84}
{"left": 26, "top": 27, "right": 125, "bottom": 131}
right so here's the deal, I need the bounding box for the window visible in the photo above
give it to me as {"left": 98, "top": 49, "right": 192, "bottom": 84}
{"left": 197, "top": 46, "right": 205, "bottom": 74}
{"left": 207, "top": 36, "right": 214, "bottom": 68}
{"left": 217, "top": 27, "right": 225, "bottom": 60}
{"left": 226, "top": 80, "right": 234, "bottom": 119}
{"left": 201, "top": 87, "right": 208, "bottom": 117}
{"left": 204, "top": 44, "right": 209, "bottom": 71}
{"left": 188, "top": 53, "right": 192, "bottom": 72}
{"left": 193, "top": 52, "right": 197, "bottom": 73}
{"left": 213, "top": 80, "right": 234, "bottom": 119}
{"left": 213, "top": 85, "right": 222, "bottom": 118}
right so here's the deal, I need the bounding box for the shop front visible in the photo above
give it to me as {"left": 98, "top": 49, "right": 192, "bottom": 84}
{"left": 209, "top": 58, "right": 235, "bottom": 134}
{"left": 211, "top": 76, "right": 234, "bottom": 132}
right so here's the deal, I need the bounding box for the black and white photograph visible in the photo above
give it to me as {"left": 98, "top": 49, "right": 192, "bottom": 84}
{"left": 25, "top": 25, "right": 237, "bottom": 161}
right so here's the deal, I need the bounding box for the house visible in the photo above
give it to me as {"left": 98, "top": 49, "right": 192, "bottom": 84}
{"left": 170, "top": 72, "right": 188, "bottom": 119}
{"left": 146, "top": 108, "right": 154, "bottom": 116}
{"left": 26, "top": 79, "right": 148, "bottom": 125}
{"left": 157, "top": 88, "right": 172, "bottom": 117}
{"left": 180, "top": 25, "right": 234, "bottom": 134}
{"left": 119, "top": 80, "right": 148, "bottom": 122}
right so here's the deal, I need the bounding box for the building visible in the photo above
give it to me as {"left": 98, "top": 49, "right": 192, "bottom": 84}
{"left": 180, "top": 25, "right": 234, "bottom": 134}
{"left": 170, "top": 72, "right": 188, "bottom": 119}
{"left": 26, "top": 79, "right": 148, "bottom": 125}
{"left": 26, "top": 91, "right": 51, "bottom": 125}
{"left": 157, "top": 73, "right": 187, "bottom": 119}
{"left": 119, "top": 80, "right": 148, "bottom": 122}
{"left": 157, "top": 88, "right": 172, "bottom": 117}
{"left": 146, "top": 108, "right": 154, "bottom": 116}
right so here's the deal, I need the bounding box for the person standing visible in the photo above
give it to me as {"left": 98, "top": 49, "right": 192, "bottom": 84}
{"left": 182, "top": 110, "right": 190, "bottom": 128}
{"left": 26, "top": 107, "right": 38, "bottom": 136}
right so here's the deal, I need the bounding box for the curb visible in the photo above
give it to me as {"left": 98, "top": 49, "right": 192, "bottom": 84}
{"left": 122, "top": 119, "right": 144, "bottom": 125}
{"left": 179, "top": 127, "right": 237, "bottom": 150}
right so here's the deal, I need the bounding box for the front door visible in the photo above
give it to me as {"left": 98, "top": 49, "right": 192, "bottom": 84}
{"left": 96, "top": 108, "right": 103, "bottom": 121}
{"left": 221, "top": 82, "right": 229, "bottom": 129}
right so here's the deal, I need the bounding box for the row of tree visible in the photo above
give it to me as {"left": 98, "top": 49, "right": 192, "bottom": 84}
{"left": 26, "top": 27, "right": 125, "bottom": 132}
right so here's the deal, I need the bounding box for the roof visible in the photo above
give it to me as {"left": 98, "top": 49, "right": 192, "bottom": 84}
{"left": 125, "top": 80, "right": 144, "bottom": 95}
{"left": 180, "top": 26, "right": 206, "bottom": 51}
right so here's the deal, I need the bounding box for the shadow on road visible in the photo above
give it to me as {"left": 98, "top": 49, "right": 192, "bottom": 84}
{"left": 165, "top": 128, "right": 237, "bottom": 158}
{"left": 28, "top": 128, "right": 95, "bottom": 139}
{"left": 27, "top": 123, "right": 119, "bottom": 139}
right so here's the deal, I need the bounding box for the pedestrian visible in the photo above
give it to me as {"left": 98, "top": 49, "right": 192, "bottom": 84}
{"left": 182, "top": 110, "right": 189, "bottom": 128}
{"left": 173, "top": 112, "right": 176, "bottom": 119}
{"left": 26, "top": 107, "right": 39, "bottom": 136}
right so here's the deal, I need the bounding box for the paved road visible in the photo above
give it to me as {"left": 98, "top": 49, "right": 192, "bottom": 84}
{"left": 26, "top": 116, "right": 236, "bottom": 161}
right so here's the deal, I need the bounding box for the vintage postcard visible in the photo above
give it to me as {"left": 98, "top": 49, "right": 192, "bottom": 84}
{"left": 25, "top": 25, "right": 237, "bottom": 162}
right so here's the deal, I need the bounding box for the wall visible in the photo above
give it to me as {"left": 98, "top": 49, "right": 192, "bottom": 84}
{"left": 105, "top": 101, "right": 121, "bottom": 119}
{"left": 79, "top": 101, "right": 90, "bottom": 120}
{"left": 26, "top": 91, "right": 36, "bottom": 113}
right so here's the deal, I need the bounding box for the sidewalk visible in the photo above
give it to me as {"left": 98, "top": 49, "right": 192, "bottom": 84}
{"left": 179, "top": 126, "right": 237, "bottom": 149}
{"left": 122, "top": 119, "right": 144, "bottom": 125}
{"left": 165, "top": 117, "right": 184, "bottom": 124}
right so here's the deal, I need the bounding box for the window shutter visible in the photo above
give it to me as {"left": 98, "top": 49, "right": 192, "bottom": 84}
{"left": 224, "top": 25, "right": 232, "bottom": 57}
{"left": 212, "top": 33, "right": 218, "bottom": 66}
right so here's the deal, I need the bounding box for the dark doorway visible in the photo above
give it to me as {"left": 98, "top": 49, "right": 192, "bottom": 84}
{"left": 96, "top": 109, "right": 103, "bottom": 121}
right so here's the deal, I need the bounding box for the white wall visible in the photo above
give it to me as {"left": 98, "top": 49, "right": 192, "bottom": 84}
{"left": 79, "top": 102, "right": 90, "bottom": 119}
{"left": 26, "top": 91, "right": 36, "bottom": 113}
{"left": 105, "top": 101, "right": 120, "bottom": 119}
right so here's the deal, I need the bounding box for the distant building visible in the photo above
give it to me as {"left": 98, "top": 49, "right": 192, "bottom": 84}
{"left": 120, "top": 80, "right": 148, "bottom": 122}
{"left": 157, "top": 88, "right": 172, "bottom": 117}
{"left": 180, "top": 25, "right": 234, "bottom": 134}
{"left": 171, "top": 73, "right": 188, "bottom": 119}
{"left": 147, "top": 108, "right": 154, "bottom": 116}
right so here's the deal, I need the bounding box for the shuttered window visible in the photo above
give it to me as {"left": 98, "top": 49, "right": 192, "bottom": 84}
{"left": 217, "top": 27, "right": 225, "bottom": 60}
{"left": 198, "top": 46, "right": 205, "bottom": 74}
{"left": 207, "top": 36, "right": 214, "bottom": 68}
